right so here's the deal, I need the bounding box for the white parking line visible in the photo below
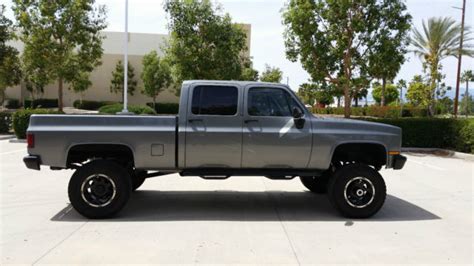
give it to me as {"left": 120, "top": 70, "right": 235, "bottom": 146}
{"left": 0, "top": 149, "right": 26, "bottom": 156}
{"left": 408, "top": 158, "right": 447, "bottom": 171}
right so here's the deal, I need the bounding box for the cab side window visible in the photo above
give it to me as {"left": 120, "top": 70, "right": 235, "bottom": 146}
{"left": 248, "top": 87, "right": 298, "bottom": 117}
{"left": 191, "top": 86, "right": 238, "bottom": 115}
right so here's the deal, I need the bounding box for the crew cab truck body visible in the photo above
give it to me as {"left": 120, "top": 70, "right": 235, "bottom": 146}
{"left": 24, "top": 80, "right": 406, "bottom": 218}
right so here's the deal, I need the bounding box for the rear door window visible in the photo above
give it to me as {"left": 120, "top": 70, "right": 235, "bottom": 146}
{"left": 191, "top": 86, "right": 238, "bottom": 116}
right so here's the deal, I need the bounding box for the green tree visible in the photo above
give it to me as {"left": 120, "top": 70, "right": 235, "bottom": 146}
{"left": 396, "top": 79, "right": 407, "bottom": 103}
{"left": 368, "top": 2, "right": 411, "bottom": 106}
{"left": 110, "top": 60, "right": 137, "bottom": 102}
{"left": 283, "top": 0, "right": 411, "bottom": 117}
{"left": 0, "top": 5, "right": 21, "bottom": 105}
{"left": 13, "top": 0, "right": 107, "bottom": 112}
{"left": 297, "top": 82, "right": 336, "bottom": 106}
{"left": 260, "top": 64, "right": 283, "bottom": 83}
{"left": 240, "top": 67, "right": 259, "bottom": 81}
{"left": 297, "top": 83, "right": 318, "bottom": 105}
{"left": 372, "top": 83, "right": 399, "bottom": 105}
{"left": 164, "top": 0, "right": 249, "bottom": 95}
{"left": 69, "top": 71, "right": 92, "bottom": 105}
{"left": 411, "top": 17, "right": 474, "bottom": 115}
{"left": 461, "top": 70, "right": 474, "bottom": 116}
{"left": 460, "top": 94, "right": 474, "bottom": 115}
{"left": 351, "top": 87, "right": 368, "bottom": 107}
{"left": 406, "top": 75, "right": 431, "bottom": 107}
{"left": 141, "top": 51, "right": 172, "bottom": 108}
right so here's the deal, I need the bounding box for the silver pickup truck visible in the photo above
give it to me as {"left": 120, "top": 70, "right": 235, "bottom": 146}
{"left": 23, "top": 80, "right": 406, "bottom": 219}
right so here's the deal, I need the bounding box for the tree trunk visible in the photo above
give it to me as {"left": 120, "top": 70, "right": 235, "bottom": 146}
{"left": 343, "top": 84, "right": 351, "bottom": 118}
{"left": 337, "top": 97, "right": 341, "bottom": 107}
{"left": 466, "top": 81, "right": 469, "bottom": 117}
{"left": 355, "top": 97, "right": 359, "bottom": 107}
{"left": 381, "top": 78, "right": 386, "bottom": 106}
{"left": 58, "top": 78, "right": 63, "bottom": 112}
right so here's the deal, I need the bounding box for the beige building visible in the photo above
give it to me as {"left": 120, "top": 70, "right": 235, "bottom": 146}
{"left": 5, "top": 25, "right": 251, "bottom": 107}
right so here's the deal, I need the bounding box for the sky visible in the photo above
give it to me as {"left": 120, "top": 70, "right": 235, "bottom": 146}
{"left": 4, "top": 0, "right": 474, "bottom": 93}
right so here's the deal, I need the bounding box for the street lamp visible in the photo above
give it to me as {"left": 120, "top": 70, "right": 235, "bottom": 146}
{"left": 118, "top": 0, "right": 132, "bottom": 114}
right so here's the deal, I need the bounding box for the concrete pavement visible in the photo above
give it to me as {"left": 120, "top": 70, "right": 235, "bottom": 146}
{"left": 0, "top": 140, "right": 472, "bottom": 265}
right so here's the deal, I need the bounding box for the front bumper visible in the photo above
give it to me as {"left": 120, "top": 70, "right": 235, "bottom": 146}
{"left": 23, "top": 155, "right": 41, "bottom": 170}
{"left": 391, "top": 154, "right": 407, "bottom": 170}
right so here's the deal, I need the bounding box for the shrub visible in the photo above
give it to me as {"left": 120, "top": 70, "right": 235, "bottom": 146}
{"left": 24, "top": 99, "right": 59, "bottom": 108}
{"left": 98, "top": 104, "right": 157, "bottom": 115}
{"left": 457, "top": 119, "right": 474, "bottom": 153}
{"left": 313, "top": 105, "right": 429, "bottom": 118}
{"left": 5, "top": 99, "right": 20, "bottom": 109}
{"left": 12, "top": 109, "right": 62, "bottom": 139}
{"left": 73, "top": 100, "right": 116, "bottom": 110}
{"left": 0, "top": 112, "right": 13, "bottom": 133}
{"left": 146, "top": 102, "right": 180, "bottom": 114}
{"left": 351, "top": 107, "right": 366, "bottom": 116}
{"left": 357, "top": 117, "right": 474, "bottom": 153}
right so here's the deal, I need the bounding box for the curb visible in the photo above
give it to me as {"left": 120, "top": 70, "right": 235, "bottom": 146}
{"left": 8, "top": 138, "right": 26, "bottom": 143}
{"left": 402, "top": 147, "right": 474, "bottom": 161}
{"left": 0, "top": 135, "right": 15, "bottom": 140}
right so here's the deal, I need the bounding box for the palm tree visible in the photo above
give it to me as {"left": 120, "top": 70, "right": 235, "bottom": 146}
{"left": 410, "top": 17, "right": 474, "bottom": 115}
{"left": 461, "top": 70, "right": 474, "bottom": 116}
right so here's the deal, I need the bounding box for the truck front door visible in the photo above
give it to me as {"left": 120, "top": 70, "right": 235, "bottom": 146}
{"left": 242, "top": 86, "right": 312, "bottom": 168}
{"left": 185, "top": 85, "right": 242, "bottom": 168}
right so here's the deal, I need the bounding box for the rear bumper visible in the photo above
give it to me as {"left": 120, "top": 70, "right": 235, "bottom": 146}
{"left": 23, "top": 155, "right": 41, "bottom": 170}
{"left": 391, "top": 154, "right": 407, "bottom": 170}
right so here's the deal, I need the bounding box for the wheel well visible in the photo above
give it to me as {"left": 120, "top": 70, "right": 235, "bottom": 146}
{"left": 67, "top": 144, "right": 134, "bottom": 168}
{"left": 331, "top": 143, "right": 386, "bottom": 169}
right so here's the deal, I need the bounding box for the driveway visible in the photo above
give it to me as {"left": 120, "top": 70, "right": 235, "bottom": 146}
{"left": 0, "top": 140, "right": 472, "bottom": 265}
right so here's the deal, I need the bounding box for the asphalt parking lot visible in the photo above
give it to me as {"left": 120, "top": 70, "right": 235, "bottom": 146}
{"left": 1, "top": 139, "right": 472, "bottom": 265}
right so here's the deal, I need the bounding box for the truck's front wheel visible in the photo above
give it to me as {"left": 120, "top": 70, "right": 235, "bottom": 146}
{"left": 327, "top": 164, "right": 386, "bottom": 218}
{"left": 68, "top": 160, "right": 132, "bottom": 219}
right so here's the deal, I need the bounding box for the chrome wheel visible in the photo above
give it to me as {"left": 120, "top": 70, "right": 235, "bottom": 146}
{"left": 344, "top": 176, "right": 375, "bottom": 208}
{"left": 81, "top": 174, "right": 117, "bottom": 207}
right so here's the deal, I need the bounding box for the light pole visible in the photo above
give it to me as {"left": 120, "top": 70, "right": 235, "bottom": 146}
{"left": 119, "top": 0, "right": 131, "bottom": 114}
{"left": 453, "top": 0, "right": 466, "bottom": 118}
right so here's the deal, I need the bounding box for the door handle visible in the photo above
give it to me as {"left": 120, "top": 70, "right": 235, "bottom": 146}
{"left": 244, "top": 119, "right": 259, "bottom": 123}
{"left": 188, "top": 118, "right": 203, "bottom": 123}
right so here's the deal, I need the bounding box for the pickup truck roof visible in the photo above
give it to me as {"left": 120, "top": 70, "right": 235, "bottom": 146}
{"left": 183, "top": 80, "right": 289, "bottom": 87}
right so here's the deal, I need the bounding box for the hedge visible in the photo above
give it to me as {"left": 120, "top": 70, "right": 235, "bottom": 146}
{"left": 313, "top": 106, "right": 429, "bottom": 118}
{"left": 24, "top": 99, "right": 58, "bottom": 108}
{"left": 98, "top": 104, "right": 157, "bottom": 115}
{"left": 357, "top": 117, "right": 474, "bottom": 153}
{"left": 146, "top": 102, "right": 179, "bottom": 114}
{"left": 73, "top": 100, "right": 116, "bottom": 110}
{"left": 12, "top": 109, "right": 63, "bottom": 139}
{"left": 0, "top": 112, "right": 13, "bottom": 133}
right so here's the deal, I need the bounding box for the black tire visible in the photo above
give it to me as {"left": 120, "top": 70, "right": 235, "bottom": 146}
{"left": 327, "top": 164, "right": 386, "bottom": 218}
{"left": 132, "top": 171, "right": 147, "bottom": 191}
{"left": 68, "top": 160, "right": 132, "bottom": 219}
{"left": 300, "top": 171, "right": 331, "bottom": 194}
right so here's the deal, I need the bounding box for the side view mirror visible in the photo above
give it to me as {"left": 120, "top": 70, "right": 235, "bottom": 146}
{"left": 292, "top": 107, "right": 305, "bottom": 129}
{"left": 292, "top": 107, "right": 303, "bottom": 119}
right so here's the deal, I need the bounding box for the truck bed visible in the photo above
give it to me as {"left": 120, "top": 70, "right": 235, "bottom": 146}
{"left": 27, "top": 115, "right": 177, "bottom": 169}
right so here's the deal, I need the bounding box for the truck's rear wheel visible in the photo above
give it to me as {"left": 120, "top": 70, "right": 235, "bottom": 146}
{"left": 327, "top": 164, "right": 386, "bottom": 218}
{"left": 68, "top": 160, "right": 131, "bottom": 219}
{"left": 299, "top": 171, "right": 331, "bottom": 194}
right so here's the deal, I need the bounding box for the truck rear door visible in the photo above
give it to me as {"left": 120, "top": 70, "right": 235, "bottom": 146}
{"left": 184, "top": 84, "right": 242, "bottom": 168}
